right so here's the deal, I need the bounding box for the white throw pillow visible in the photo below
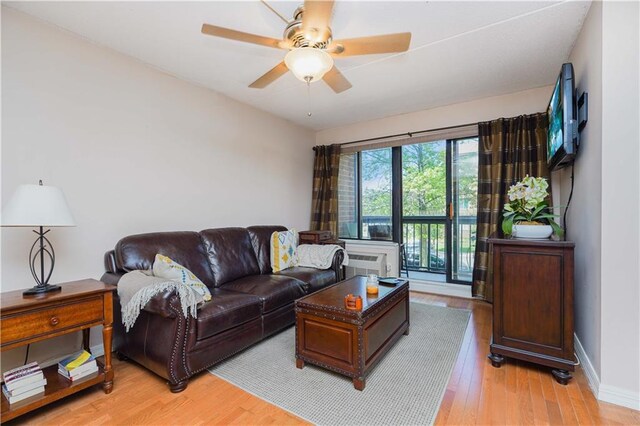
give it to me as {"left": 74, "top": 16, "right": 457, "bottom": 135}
{"left": 270, "top": 230, "right": 298, "bottom": 272}
{"left": 152, "top": 254, "right": 212, "bottom": 301}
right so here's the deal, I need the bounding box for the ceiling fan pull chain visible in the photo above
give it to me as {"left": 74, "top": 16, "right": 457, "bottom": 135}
{"left": 306, "top": 77, "right": 313, "bottom": 117}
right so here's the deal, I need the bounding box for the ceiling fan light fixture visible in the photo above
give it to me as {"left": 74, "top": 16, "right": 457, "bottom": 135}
{"left": 284, "top": 48, "right": 333, "bottom": 83}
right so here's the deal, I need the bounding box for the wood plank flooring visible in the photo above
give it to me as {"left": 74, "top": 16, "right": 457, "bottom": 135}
{"left": 7, "top": 292, "right": 640, "bottom": 425}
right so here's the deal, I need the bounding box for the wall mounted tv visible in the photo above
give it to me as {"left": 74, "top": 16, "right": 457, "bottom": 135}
{"left": 547, "top": 63, "right": 578, "bottom": 170}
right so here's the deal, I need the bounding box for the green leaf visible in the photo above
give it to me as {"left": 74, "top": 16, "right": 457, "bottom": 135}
{"left": 502, "top": 215, "right": 515, "bottom": 236}
{"left": 548, "top": 219, "right": 564, "bottom": 237}
{"left": 531, "top": 203, "right": 548, "bottom": 218}
{"left": 536, "top": 214, "right": 561, "bottom": 220}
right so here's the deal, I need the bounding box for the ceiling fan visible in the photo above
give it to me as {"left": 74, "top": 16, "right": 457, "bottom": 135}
{"left": 201, "top": 0, "right": 411, "bottom": 93}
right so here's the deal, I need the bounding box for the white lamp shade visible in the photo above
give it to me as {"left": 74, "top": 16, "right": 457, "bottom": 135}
{"left": 284, "top": 48, "right": 334, "bottom": 83}
{"left": 2, "top": 183, "right": 75, "bottom": 227}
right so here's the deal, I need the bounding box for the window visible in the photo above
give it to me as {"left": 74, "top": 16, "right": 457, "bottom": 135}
{"left": 402, "top": 141, "right": 447, "bottom": 217}
{"left": 361, "top": 148, "right": 392, "bottom": 240}
{"left": 337, "top": 135, "right": 479, "bottom": 284}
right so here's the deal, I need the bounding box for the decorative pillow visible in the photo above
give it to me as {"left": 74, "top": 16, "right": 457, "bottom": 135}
{"left": 152, "top": 254, "right": 212, "bottom": 301}
{"left": 270, "top": 230, "right": 298, "bottom": 272}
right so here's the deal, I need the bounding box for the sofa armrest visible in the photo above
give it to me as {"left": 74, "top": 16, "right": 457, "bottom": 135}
{"left": 117, "top": 290, "right": 189, "bottom": 387}
{"left": 101, "top": 271, "right": 124, "bottom": 286}
{"left": 100, "top": 270, "right": 179, "bottom": 319}
{"left": 102, "top": 250, "right": 127, "bottom": 286}
{"left": 143, "top": 291, "right": 180, "bottom": 319}
{"left": 104, "top": 250, "right": 119, "bottom": 273}
{"left": 331, "top": 249, "right": 345, "bottom": 281}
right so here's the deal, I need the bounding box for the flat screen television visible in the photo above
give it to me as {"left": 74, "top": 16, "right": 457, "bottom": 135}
{"left": 547, "top": 63, "right": 578, "bottom": 170}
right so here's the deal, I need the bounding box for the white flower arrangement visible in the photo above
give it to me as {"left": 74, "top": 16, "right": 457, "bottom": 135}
{"left": 502, "top": 176, "right": 563, "bottom": 237}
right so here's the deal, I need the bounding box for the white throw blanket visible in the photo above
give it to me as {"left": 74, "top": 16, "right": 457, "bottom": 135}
{"left": 118, "top": 270, "right": 206, "bottom": 332}
{"left": 296, "top": 244, "right": 349, "bottom": 270}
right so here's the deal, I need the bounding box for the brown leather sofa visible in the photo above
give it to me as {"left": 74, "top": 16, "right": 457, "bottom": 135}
{"left": 101, "top": 225, "right": 343, "bottom": 392}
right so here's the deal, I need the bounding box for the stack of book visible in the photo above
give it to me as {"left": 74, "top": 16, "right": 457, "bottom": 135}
{"left": 2, "top": 362, "right": 46, "bottom": 404}
{"left": 58, "top": 350, "right": 98, "bottom": 382}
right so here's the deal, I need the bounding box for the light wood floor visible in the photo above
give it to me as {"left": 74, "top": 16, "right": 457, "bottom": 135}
{"left": 9, "top": 292, "right": 640, "bottom": 425}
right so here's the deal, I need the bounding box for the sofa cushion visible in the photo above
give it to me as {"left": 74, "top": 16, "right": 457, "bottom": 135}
{"left": 200, "top": 228, "right": 261, "bottom": 287}
{"left": 221, "top": 275, "right": 306, "bottom": 313}
{"left": 195, "top": 288, "right": 263, "bottom": 341}
{"left": 115, "top": 231, "right": 215, "bottom": 288}
{"left": 276, "top": 267, "right": 336, "bottom": 293}
{"left": 247, "top": 225, "right": 287, "bottom": 274}
{"left": 270, "top": 229, "right": 298, "bottom": 272}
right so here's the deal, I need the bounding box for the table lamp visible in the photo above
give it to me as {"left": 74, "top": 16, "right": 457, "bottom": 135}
{"left": 2, "top": 180, "right": 76, "bottom": 295}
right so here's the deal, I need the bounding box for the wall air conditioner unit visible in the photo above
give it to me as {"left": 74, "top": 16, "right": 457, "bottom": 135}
{"left": 345, "top": 252, "right": 388, "bottom": 279}
{"left": 344, "top": 240, "right": 399, "bottom": 276}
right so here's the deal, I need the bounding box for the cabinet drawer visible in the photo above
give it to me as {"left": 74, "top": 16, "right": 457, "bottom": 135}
{"left": 1, "top": 297, "right": 104, "bottom": 346}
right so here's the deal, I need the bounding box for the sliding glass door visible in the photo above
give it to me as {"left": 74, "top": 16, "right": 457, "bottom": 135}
{"left": 401, "top": 138, "right": 478, "bottom": 284}
{"left": 448, "top": 138, "right": 478, "bottom": 283}
{"left": 401, "top": 140, "right": 447, "bottom": 274}
{"left": 338, "top": 137, "right": 478, "bottom": 284}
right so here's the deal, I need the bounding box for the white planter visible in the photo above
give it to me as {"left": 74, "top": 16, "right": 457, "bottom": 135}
{"left": 512, "top": 224, "right": 553, "bottom": 240}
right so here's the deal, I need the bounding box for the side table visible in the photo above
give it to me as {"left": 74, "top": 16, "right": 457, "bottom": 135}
{"left": 1, "top": 279, "right": 116, "bottom": 422}
{"left": 298, "top": 230, "right": 346, "bottom": 248}
{"left": 487, "top": 238, "right": 575, "bottom": 384}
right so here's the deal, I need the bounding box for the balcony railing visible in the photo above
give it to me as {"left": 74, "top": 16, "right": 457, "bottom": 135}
{"left": 402, "top": 217, "right": 447, "bottom": 273}
{"left": 362, "top": 215, "right": 476, "bottom": 275}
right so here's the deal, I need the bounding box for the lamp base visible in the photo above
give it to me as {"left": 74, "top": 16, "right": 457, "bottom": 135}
{"left": 23, "top": 284, "right": 62, "bottom": 296}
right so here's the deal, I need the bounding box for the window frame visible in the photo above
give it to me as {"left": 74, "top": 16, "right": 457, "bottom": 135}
{"left": 352, "top": 148, "right": 396, "bottom": 242}
{"left": 338, "top": 135, "right": 479, "bottom": 285}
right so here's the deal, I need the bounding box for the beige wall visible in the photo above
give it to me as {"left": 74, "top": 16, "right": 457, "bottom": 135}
{"left": 599, "top": 0, "right": 639, "bottom": 406}
{"left": 556, "top": 0, "right": 639, "bottom": 409}
{"left": 554, "top": 0, "right": 603, "bottom": 380}
{"left": 1, "top": 8, "right": 315, "bottom": 369}
{"left": 315, "top": 86, "right": 553, "bottom": 145}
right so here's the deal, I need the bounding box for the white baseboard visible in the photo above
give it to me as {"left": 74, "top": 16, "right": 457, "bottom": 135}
{"left": 574, "top": 333, "right": 600, "bottom": 397}
{"left": 574, "top": 333, "right": 640, "bottom": 411}
{"left": 599, "top": 384, "right": 640, "bottom": 411}
{"left": 409, "top": 280, "right": 472, "bottom": 299}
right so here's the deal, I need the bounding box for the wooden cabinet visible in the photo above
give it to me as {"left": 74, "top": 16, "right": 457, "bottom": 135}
{"left": 299, "top": 230, "right": 345, "bottom": 248}
{"left": 299, "top": 230, "right": 333, "bottom": 244}
{"left": 488, "top": 238, "right": 575, "bottom": 384}
{"left": 0, "top": 279, "right": 116, "bottom": 422}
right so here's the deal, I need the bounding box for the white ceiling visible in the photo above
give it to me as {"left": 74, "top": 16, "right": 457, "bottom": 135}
{"left": 4, "top": 1, "right": 590, "bottom": 130}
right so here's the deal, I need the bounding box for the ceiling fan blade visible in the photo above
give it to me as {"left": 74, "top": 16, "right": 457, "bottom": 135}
{"left": 201, "top": 23, "right": 287, "bottom": 49}
{"left": 330, "top": 32, "right": 412, "bottom": 56}
{"left": 302, "top": 0, "right": 335, "bottom": 43}
{"left": 323, "top": 66, "right": 352, "bottom": 93}
{"left": 249, "top": 61, "right": 289, "bottom": 88}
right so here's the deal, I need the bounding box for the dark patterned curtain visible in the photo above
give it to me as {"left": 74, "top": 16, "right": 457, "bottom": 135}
{"left": 310, "top": 145, "right": 341, "bottom": 237}
{"left": 473, "top": 113, "right": 549, "bottom": 301}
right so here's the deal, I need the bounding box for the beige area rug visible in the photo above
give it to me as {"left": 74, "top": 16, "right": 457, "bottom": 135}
{"left": 209, "top": 302, "right": 470, "bottom": 425}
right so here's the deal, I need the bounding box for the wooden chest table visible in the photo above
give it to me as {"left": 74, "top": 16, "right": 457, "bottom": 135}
{"left": 0, "top": 279, "right": 116, "bottom": 422}
{"left": 295, "top": 276, "right": 409, "bottom": 390}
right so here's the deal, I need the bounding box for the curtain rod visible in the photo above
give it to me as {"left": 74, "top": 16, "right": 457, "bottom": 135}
{"left": 333, "top": 121, "right": 479, "bottom": 147}
{"left": 315, "top": 111, "right": 547, "bottom": 149}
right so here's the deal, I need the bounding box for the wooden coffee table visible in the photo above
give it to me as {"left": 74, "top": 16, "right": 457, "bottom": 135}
{"left": 295, "top": 276, "right": 409, "bottom": 390}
